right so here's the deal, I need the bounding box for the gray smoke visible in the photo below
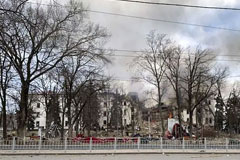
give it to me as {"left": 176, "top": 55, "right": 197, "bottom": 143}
{"left": 31, "top": 0, "right": 240, "bottom": 98}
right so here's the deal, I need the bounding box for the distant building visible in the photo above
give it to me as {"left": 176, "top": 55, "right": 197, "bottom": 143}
{"left": 181, "top": 99, "right": 215, "bottom": 127}
{"left": 98, "top": 91, "right": 140, "bottom": 132}
{"left": 141, "top": 103, "right": 173, "bottom": 135}
{"left": 142, "top": 103, "right": 172, "bottom": 122}
{"left": 29, "top": 91, "right": 140, "bottom": 136}
{"left": 29, "top": 93, "right": 67, "bottom": 130}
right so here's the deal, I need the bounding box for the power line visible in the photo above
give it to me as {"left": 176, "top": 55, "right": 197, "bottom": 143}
{"left": 88, "top": 10, "right": 240, "bottom": 32}
{"left": 23, "top": 1, "right": 240, "bottom": 32}
{"left": 103, "top": 53, "right": 240, "bottom": 63}
{"left": 23, "top": 1, "right": 240, "bottom": 59}
{"left": 3, "top": 1, "right": 240, "bottom": 61}
{"left": 2, "top": 3, "right": 240, "bottom": 82}
{"left": 9, "top": 1, "right": 240, "bottom": 62}
{"left": 106, "top": 49, "right": 240, "bottom": 60}
{"left": 114, "top": 0, "right": 240, "bottom": 11}
{"left": 110, "top": 75, "right": 240, "bottom": 82}
{"left": 110, "top": 48, "right": 240, "bottom": 58}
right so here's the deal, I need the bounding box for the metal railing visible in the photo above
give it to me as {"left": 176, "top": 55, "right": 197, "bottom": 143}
{"left": 0, "top": 137, "right": 240, "bottom": 151}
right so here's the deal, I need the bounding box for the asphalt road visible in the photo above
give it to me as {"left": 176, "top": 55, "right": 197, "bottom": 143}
{"left": 0, "top": 154, "right": 240, "bottom": 160}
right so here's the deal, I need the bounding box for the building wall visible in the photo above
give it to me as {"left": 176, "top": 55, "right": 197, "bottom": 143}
{"left": 31, "top": 96, "right": 46, "bottom": 130}
{"left": 98, "top": 95, "right": 114, "bottom": 129}
{"left": 98, "top": 93, "right": 133, "bottom": 129}
{"left": 121, "top": 101, "right": 132, "bottom": 127}
{"left": 181, "top": 99, "right": 215, "bottom": 127}
{"left": 31, "top": 93, "right": 134, "bottom": 132}
{"left": 31, "top": 95, "right": 68, "bottom": 130}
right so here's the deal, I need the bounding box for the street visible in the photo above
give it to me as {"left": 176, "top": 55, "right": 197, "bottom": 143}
{"left": 0, "top": 154, "right": 239, "bottom": 160}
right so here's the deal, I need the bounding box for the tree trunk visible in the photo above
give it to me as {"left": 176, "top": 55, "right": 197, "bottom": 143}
{"left": 176, "top": 87, "right": 183, "bottom": 138}
{"left": 75, "top": 120, "right": 79, "bottom": 136}
{"left": 131, "top": 108, "right": 135, "bottom": 135}
{"left": 159, "top": 103, "right": 165, "bottom": 136}
{"left": 61, "top": 110, "right": 65, "bottom": 140}
{"left": 189, "top": 110, "right": 193, "bottom": 138}
{"left": 45, "top": 100, "right": 51, "bottom": 138}
{"left": 66, "top": 98, "right": 73, "bottom": 138}
{"left": 177, "top": 106, "right": 182, "bottom": 138}
{"left": 188, "top": 82, "right": 193, "bottom": 138}
{"left": 157, "top": 84, "right": 165, "bottom": 137}
{"left": 68, "top": 124, "right": 73, "bottom": 138}
{"left": 45, "top": 111, "right": 50, "bottom": 137}
{"left": 87, "top": 125, "right": 91, "bottom": 137}
{"left": 17, "top": 83, "right": 29, "bottom": 137}
{"left": 2, "top": 99, "right": 7, "bottom": 139}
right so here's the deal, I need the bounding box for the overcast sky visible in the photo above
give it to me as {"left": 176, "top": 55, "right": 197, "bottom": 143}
{"left": 31, "top": 0, "right": 240, "bottom": 98}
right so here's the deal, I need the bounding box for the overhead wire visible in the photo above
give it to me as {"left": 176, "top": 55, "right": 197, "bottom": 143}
{"left": 21, "top": 1, "right": 240, "bottom": 33}
{"left": 108, "top": 48, "right": 240, "bottom": 57}
{"left": 110, "top": 75, "right": 240, "bottom": 82}
{"left": 99, "top": 49, "right": 240, "bottom": 62}
{"left": 2, "top": 1, "right": 240, "bottom": 79}
{"left": 88, "top": 10, "right": 240, "bottom": 32}
{"left": 113, "top": 0, "right": 240, "bottom": 11}
{"left": 2, "top": 1, "right": 240, "bottom": 62}
{"left": 103, "top": 53, "right": 240, "bottom": 62}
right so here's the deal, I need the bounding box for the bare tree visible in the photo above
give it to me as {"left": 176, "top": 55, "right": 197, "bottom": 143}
{"left": 110, "top": 93, "right": 125, "bottom": 135}
{"left": 80, "top": 81, "right": 102, "bottom": 136}
{"left": 55, "top": 53, "right": 109, "bottom": 138}
{"left": 34, "top": 73, "right": 62, "bottom": 138}
{"left": 70, "top": 79, "right": 107, "bottom": 137}
{"left": 0, "top": 53, "right": 13, "bottom": 139}
{"left": 165, "top": 46, "right": 185, "bottom": 137}
{"left": 0, "top": 0, "right": 108, "bottom": 137}
{"left": 214, "top": 73, "right": 228, "bottom": 135}
{"left": 0, "top": 0, "right": 27, "bottom": 15}
{"left": 134, "top": 31, "right": 172, "bottom": 136}
{"left": 181, "top": 47, "right": 226, "bottom": 137}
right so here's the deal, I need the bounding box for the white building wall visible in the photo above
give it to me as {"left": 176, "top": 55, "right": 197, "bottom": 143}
{"left": 121, "top": 101, "right": 132, "bottom": 127}
{"left": 98, "top": 94, "right": 133, "bottom": 129}
{"left": 31, "top": 95, "right": 68, "bottom": 130}
{"left": 98, "top": 96, "right": 113, "bottom": 129}
{"left": 181, "top": 99, "right": 216, "bottom": 127}
{"left": 31, "top": 96, "right": 46, "bottom": 130}
{"left": 31, "top": 93, "right": 134, "bottom": 131}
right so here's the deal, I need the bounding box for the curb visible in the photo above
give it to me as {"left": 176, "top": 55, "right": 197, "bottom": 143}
{"left": 1, "top": 151, "right": 240, "bottom": 156}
